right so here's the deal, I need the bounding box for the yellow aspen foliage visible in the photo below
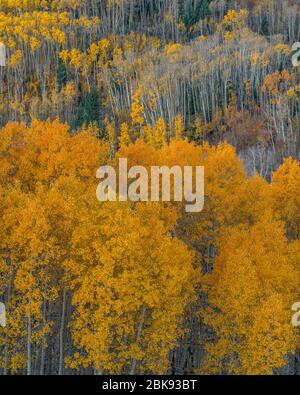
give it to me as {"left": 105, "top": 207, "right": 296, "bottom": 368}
{"left": 119, "top": 122, "right": 131, "bottom": 147}
{"left": 9, "top": 49, "right": 22, "bottom": 67}
{"left": 174, "top": 115, "right": 184, "bottom": 141}
{"left": 164, "top": 43, "right": 182, "bottom": 56}
{"left": 222, "top": 9, "right": 248, "bottom": 31}
{"left": 105, "top": 119, "right": 117, "bottom": 151}
{"left": 63, "top": 81, "right": 77, "bottom": 103}
{"left": 202, "top": 216, "right": 298, "bottom": 375}
{"left": 98, "top": 38, "right": 110, "bottom": 55}
{"left": 221, "top": 9, "right": 248, "bottom": 42}
{"left": 1, "top": 117, "right": 300, "bottom": 375}
{"left": 2, "top": 0, "right": 300, "bottom": 377}
{"left": 65, "top": 202, "right": 195, "bottom": 374}
{"left": 130, "top": 91, "right": 145, "bottom": 126}
{"left": 59, "top": 50, "right": 69, "bottom": 64}
{"left": 262, "top": 70, "right": 294, "bottom": 96}
{"left": 286, "top": 85, "right": 300, "bottom": 99}
{"left": 173, "top": 142, "right": 248, "bottom": 267}
{"left": 274, "top": 43, "right": 291, "bottom": 55}
{"left": 153, "top": 118, "right": 167, "bottom": 149}
{"left": 29, "top": 36, "right": 41, "bottom": 52}
{"left": 141, "top": 124, "right": 154, "bottom": 146}
{"left": 69, "top": 48, "right": 84, "bottom": 69}
{"left": 224, "top": 31, "right": 234, "bottom": 42}
{"left": 0, "top": 120, "right": 110, "bottom": 372}
{"left": 80, "top": 122, "right": 100, "bottom": 138}
{"left": 270, "top": 158, "right": 300, "bottom": 240}
{"left": 87, "top": 42, "right": 99, "bottom": 65}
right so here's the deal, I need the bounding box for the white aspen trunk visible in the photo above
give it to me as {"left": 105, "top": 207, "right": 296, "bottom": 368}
{"left": 4, "top": 269, "right": 12, "bottom": 375}
{"left": 40, "top": 299, "right": 46, "bottom": 375}
{"left": 59, "top": 287, "right": 66, "bottom": 376}
{"left": 27, "top": 306, "right": 31, "bottom": 375}
{"left": 130, "top": 305, "right": 147, "bottom": 375}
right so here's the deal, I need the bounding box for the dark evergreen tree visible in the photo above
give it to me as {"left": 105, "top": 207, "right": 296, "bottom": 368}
{"left": 179, "top": 0, "right": 212, "bottom": 33}
{"left": 260, "top": 14, "right": 269, "bottom": 36}
{"left": 73, "top": 88, "right": 100, "bottom": 129}
{"left": 57, "top": 57, "right": 68, "bottom": 90}
{"left": 83, "top": 88, "right": 100, "bottom": 125}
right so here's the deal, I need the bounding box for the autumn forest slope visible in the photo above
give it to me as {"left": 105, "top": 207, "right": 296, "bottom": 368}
{"left": 0, "top": 0, "right": 300, "bottom": 375}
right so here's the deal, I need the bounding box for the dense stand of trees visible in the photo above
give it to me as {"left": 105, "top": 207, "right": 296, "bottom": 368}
{"left": 0, "top": 0, "right": 300, "bottom": 375}
{"left": 1, "top": 120, "right": 300, "bottom": 375}
{"left": 0, "top": 0, "right": 299, "bottom": 174}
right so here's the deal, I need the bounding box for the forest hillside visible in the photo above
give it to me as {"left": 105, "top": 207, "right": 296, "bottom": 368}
{"left": 0, "top": 0, "right": 300, "bottom": 375}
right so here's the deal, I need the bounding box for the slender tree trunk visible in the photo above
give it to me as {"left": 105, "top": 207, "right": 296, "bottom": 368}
{"left": 4, "top": 269, "right": 13, "bottom": 375}
{"left": 59, "top": 287, "right": 66, "bottom": 375}
{"left": 130, "top": 305, "right": 147, "bottom": 375}
{"left": 39, "top": 299, "right": 47, "bottom": 375}
{"left": 27, "top": 307, "right": 31, "bottom": 375}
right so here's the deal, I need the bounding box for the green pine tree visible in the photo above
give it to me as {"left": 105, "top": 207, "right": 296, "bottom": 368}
{"left": 57, "top": 58, "right": 68, "bottom": 90}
